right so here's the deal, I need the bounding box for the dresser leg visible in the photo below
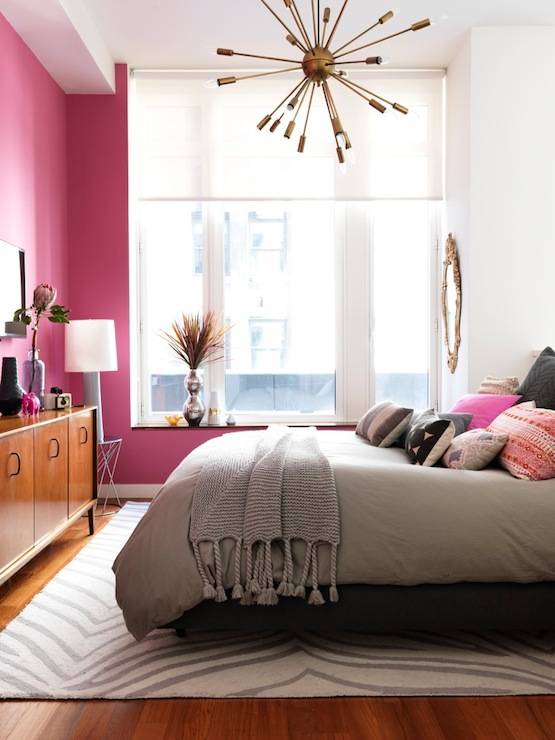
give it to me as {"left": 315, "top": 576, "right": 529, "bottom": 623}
{"left": 88, "top": 507, "right": 95, "bottom": 536}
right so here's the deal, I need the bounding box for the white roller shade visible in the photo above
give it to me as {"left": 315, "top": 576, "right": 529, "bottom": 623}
{"left": 133, "top": 70, "right": 443, "bottom": 201}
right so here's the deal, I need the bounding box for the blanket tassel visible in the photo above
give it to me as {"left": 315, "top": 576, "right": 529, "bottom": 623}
{"left": 308, "top": 543, "right": 325, "bottom": 606}
{"left": 329, "top": 544, "right": 339, "bottom": 603}
{"left": 232, "top": 538, "right": 244, "bottom": 600}
{"left": 294, "top": 542, "right": 312, "bottom": 600}
{"left": 213, "top": 540, "right": 227, "bottom": 603}
{"left": 259, "top": 541, "right": 278, "bottom": 606}
{"left": 193, "top": 541, "right": 218, "bottom": 600}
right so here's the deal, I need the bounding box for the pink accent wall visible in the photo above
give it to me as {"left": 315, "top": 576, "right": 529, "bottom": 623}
{"left": 66, "top": 65, "right": 228, "bottom": 483}
{"left": 0, "top": 14, "right": 68, "bottom": 390}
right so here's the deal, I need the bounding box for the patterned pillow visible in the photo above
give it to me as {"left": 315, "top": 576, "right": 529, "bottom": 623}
{"left": 517, "top": 347, "right": 555, "bottom": 410}
{"left": 406, "top": 415, "right": 455, "bottom": 466}
{"left": 478, "top": 376, "right": 520, "bottom": 395}
{"left": 488, "top": 406, "right": 555, "bottom": 480}
{"left": 443, "top": 429, "right": 509, "bottom": 471}
{"left": 356, "top": 401, "right": 413, "bottom": 447}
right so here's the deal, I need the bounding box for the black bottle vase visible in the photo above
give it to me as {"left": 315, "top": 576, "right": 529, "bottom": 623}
{"left": 0, "top": 356, "right": 24, "bottom": 416}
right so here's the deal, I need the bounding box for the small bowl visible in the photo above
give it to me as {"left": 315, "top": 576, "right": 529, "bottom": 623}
{"left": 165, "top": 415, "right": 182, "bottom": 427}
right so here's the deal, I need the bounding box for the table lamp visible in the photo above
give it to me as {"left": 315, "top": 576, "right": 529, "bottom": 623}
{"left": 65, "top": 320, "right": 118, "bottom": 443}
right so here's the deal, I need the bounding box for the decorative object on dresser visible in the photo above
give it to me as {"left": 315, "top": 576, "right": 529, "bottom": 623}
{"left": 441, "top": 233, "right": 462, "bottom": 374}
{"left": 517, "top": 346, "right": 555, "bottom": 409}
{"left": 0, "top": 406, "right": 97, "bottom": 588}
{"left": 0, "top": 357, "right": 24, "bottom": 416}
{"left": 14, "top": 283, "right": 70, "bottom": 408}
{"left": 161, "top": 311, "right": 231, "bottom": 427}
{"left": 65, "top": 319, "right": 118, "bottom": 443}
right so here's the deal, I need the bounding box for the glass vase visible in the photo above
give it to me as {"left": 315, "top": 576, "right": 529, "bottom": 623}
{"left": 22, "top": 349, "right": 45, "bottom": 409}
{"left": 183, "top": 369, "right": 205, "bottom": 426}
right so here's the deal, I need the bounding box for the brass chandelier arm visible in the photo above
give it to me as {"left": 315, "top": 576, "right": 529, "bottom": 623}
{"left": 285, "top": 0, "right": 313, "bottom": 51}
{"left": 220, "top": 50, "right": 302, "bottom": 64}
{"left": 258, "top": 0, "right": 308, "bottom": 53}
{"left": 324, "top": 0, "right": 350, "bottom": 50}
{"left": 219, "top": 66, "right": 304, "bottom": 86}
{"left": 326, "top": 56, "right": 382, "bottom": 66}
{"left": 321, "top": 7, "right": 331, "bottom": 47}
{"left": 302, "top": 83, "right": 316, "bottom": 135}
{"left": 291, "top": 77, "right": 312, "bottom": 122}
{"left": 334, "top": 19, "right": 431, "bottom": 60}
{"left": 269, "top": 77, "right": 308, "bottom": 116}
{"left": 331, "top": 72, "right": 374, "bottom": 103}
{"left": 330, "top": 73, "right": 406, "bottom": 112}
{"left": 311, "top": 0, "right": 318, "bottom": 46}
{"left": 332, "top": 20, "right": 380, "bottom": 56}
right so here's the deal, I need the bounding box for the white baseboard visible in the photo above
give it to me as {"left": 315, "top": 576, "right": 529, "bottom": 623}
{"left": 98, "top": 484, "right": 161, "bottom": 500}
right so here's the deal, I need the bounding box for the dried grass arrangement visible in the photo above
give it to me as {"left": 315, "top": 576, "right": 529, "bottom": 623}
{"left": 162, "top": 311, "right": 230, "bottom": 370}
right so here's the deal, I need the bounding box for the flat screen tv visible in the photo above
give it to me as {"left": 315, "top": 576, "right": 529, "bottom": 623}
{"left": 0, "top": 240, "right": 26, "bottom": 337}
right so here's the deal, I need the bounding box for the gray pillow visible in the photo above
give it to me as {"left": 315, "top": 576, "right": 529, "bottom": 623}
{"left": 517, "top": 347, "right": 555, "bottom": 409}
{"left": 356, "top": 401, "right": 413, "bottom": 447}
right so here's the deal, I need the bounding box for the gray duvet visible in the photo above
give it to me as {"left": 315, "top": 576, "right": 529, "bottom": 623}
{"left": 113, "top": 430, "right": 555, "bottom": 640}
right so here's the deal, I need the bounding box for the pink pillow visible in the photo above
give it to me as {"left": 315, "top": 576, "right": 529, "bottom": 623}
{"left": 449, "top": 394, "right": 521, "bottom": 430}
{"left": 488, "top": 406, "right": 555, "bottom": 480}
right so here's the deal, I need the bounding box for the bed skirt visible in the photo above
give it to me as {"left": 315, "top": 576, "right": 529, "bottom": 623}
{"left": 163, "top": 582, "right": 555, "bottom": 633}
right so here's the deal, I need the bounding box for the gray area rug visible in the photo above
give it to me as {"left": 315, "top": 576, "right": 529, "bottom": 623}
{"left": 1, "top": 502, "right": 555, "bottom": 699}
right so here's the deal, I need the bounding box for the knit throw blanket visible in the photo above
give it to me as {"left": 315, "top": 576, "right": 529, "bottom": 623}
{"left": 190, "top": 426, "right": 340, "bottom": 607}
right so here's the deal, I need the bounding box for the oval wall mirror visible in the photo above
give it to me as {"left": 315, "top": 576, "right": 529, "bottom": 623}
{"left": 441, "top": 233, "right": 462, "bottom": 374}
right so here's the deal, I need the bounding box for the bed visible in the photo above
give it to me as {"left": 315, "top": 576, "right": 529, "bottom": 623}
{"left": 113, "top": 431, "right": 555, "bottom": 640}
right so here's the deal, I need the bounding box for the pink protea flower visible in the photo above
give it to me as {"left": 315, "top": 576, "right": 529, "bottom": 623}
{"left": 33, "top": 284, "right": 57, "bottom": 312}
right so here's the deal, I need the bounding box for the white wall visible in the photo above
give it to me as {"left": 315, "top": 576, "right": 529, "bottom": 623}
{"left": 443, "top": 27, "right": 555, "bottom": 407}
{"left": 443, "top": 36, "right": 471, "bottom": 409}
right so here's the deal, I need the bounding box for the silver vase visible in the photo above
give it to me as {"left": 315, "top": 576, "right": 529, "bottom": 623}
{"left": 183, "top": 369, "right": 205, "bottom": 426}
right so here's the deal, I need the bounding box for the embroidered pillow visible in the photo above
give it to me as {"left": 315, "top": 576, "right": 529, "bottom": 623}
{"left": 517, "top": 347, "right": 555, "bottom": 410}
{"left": 488, "top": 406, "right": 555, "bottom": 481}
{"left": 356, "top": 401, "right": 413, "bottom": 447}
{"left": 478, "top": 376, "right": 520, "bottom": 395}
{"left": 406, "top": 415, "right": 455, "bottom": 466}
{"left": 449, "top": 394, "right": 521, "bottom": 430}
{"left": 443, "top": 429, "right": 509, "bottom": 471}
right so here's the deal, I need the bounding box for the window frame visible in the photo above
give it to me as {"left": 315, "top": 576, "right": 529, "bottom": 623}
{"left": 132, "top": 201, "right": 441, "bottom": 426}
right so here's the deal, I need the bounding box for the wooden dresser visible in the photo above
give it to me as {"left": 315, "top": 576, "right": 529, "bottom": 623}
{"left": 0, "top": 406, "right": 97, "bottom": 587}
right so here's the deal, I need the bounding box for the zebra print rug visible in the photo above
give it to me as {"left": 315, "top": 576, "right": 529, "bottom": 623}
{"left": 1, "top": 502, "right": 555, "bottom": 699}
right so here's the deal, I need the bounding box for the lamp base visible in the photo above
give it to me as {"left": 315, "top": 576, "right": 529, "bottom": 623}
{"left": 83, "top": 372, "right": 104, "bottom": 443}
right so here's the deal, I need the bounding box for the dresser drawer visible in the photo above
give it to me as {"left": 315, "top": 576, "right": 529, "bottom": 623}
{"left": 68, "top": 411, "right": 95, "bottom": 515}
{"left": 0, "top": 431, "right": 34, "bottom": 571}
{"left": 34, "top": 419, "right": 68, "bottom": 541}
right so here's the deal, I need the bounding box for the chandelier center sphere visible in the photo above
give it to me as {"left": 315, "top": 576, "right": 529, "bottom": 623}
{"left": 302, "top": 46, "right": 335, "bottom": 83}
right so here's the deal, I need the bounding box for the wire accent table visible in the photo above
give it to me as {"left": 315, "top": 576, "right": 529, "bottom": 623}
{"left": 97, "top": 437, "right": 122, "bottom": 515}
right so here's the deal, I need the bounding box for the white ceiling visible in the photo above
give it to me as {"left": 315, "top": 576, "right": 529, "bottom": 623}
{"left": 2, "top": 0, "right": 555, "bottom": 91}
{"left": 83, "top": 0, "right": 555, "bottom": 69}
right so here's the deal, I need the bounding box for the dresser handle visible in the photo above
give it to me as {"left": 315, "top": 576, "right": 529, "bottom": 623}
{"left": 80, "top": 426, "right": 89, "bottom": 444}
{"left": 49, "top": 438, "right": 60, "bottom": 459}
{"left": 8, "top": 452, "right": 21, "bottom": 477}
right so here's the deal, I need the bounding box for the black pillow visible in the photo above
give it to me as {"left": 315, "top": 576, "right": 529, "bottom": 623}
{"left": 405, "top": 414, "right": 455, "bottom": 466}
{"left": 399, "top": 409, "right": 471, "bottom": 448}
{"left": 517, "top": 347, "right": 555, "bottom": 409}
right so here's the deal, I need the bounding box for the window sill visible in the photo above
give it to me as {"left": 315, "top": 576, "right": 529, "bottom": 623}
{"left": 132, "top": 421, "right": 356, "bottom": 430}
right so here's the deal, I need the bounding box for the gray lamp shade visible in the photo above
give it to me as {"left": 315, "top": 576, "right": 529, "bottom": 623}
{"left": 65, "top": 320, "right": 118, "bottom": 373}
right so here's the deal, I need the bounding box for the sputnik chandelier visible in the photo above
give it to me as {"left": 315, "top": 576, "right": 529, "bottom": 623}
{"left": 214, "top": 1, "right": 431, "bottom": 165}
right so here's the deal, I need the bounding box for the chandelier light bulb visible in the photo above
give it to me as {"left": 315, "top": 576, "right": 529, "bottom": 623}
{"left": 204, "top": 79, "right": 219, "bottom": 89}
{"left": 214, "top": 1, "right": 432, "bottom": 159}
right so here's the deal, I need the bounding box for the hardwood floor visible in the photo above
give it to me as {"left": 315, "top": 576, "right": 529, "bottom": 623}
{"left": 1, "top": 508, "right": 555, "bottom": 740}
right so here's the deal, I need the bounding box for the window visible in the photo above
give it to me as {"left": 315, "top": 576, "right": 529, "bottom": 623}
{"left": 131, "top": 72, "right": 443, "bottom": 424}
